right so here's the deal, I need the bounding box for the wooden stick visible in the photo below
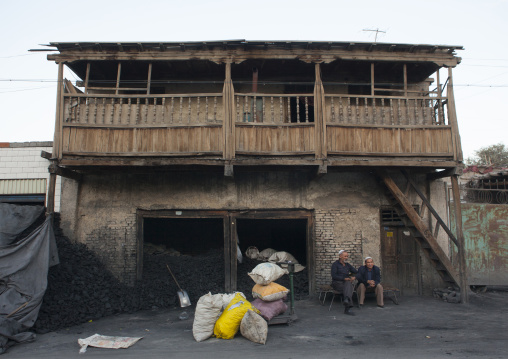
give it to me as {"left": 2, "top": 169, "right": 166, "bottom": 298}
{"left": 6, "top": 302, "right": 28, "bottom": 318}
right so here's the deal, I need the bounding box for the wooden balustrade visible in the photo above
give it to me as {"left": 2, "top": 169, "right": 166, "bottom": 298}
{"left": 64, "top": 94, "right": 223, "bottom": 126}
{"left": 59, "top": 91, "right": 457, "bottom": 161}
{"left": 325, "top": 95, "right": 447, "bottom": 126}
{"left": 234, "top": 94, "right": 314, "bottom": 124}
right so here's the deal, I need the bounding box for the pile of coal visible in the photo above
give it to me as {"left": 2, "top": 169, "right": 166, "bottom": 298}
{"left": 33, "top": 215, "right": 308, "bottom": 333}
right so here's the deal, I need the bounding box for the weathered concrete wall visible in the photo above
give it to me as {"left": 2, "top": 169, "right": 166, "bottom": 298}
{"left": 60, "top": 169, "right": 451, "bottom": 293}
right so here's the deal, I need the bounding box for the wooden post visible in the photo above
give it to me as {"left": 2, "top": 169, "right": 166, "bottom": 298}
{"left": 403, "top": 64, "right": 408, "bottom": 97}
{"left": 46, "top": 163, "right": 57, "bottom": 217}
{"left": 115, "top": 62, "right": 121, "bottom": 95}
{"left": 52, "top": 63, "right": 64, "bottom": 160}
{"left": 222, "top": 61, "right": 235, "bottom": 163}
{"left": 230, "top": 215, "right": 238, "bottom": 291}
{"left": 84, "top": 62, "right": 91, "bottom": 94}
{"left": 147, "top": 63, "right": 152, "bottom": 95}
{"left": 370, "top": 63, "right": 375, "bottom": 96}
{"left": 451, "top": 174, "right": 469, "bottom": 303}
{"left": 314, "top": 63, "right": 326, "bottom": 160}
{"left": 223, "top": 214, "right": 232, "bottom": 292}
{"left": 446, "top": 67, "right": 463, "bottom": 162}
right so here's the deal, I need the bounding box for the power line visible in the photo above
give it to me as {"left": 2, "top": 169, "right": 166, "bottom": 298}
{"left": 0, "top": 85, "right": 55, "bottom": 94}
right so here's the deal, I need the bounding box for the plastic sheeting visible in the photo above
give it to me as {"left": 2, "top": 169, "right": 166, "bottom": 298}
{"left": 0, "top": 203, "right": 44, "bottom": 246}
{"left": 0, "top": 210, "right": 59, "bottom": 354}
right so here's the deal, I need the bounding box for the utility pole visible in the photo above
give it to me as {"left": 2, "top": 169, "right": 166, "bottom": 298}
{"left": 362, "top": 28, "right": 386, "bottom": 43}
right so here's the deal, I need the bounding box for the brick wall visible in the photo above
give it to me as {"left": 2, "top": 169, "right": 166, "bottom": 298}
{"left": 84, "top": 211, "right": 138, "bottom": 284}
{"left": 0, "top": 142, "right": 61, "bottom": 211}
{"left": 314, "top": 209, "right": 364, "bottom": 289}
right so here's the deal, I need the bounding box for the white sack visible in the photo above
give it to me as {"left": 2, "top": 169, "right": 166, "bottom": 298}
{"left": 240, "top": 309, "right": 268, "bottom": 345}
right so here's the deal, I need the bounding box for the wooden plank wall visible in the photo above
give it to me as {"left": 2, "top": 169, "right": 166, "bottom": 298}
{"left": 326, "top": 126, "right": 453, "bottom": 156}
{"left": 62, "top": 126, "right": 223, "bottom": 155}
{"left": 235, "top": 125, "right": 315, "bottom": 154}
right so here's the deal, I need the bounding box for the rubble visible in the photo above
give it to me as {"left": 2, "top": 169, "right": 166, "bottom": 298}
{"left": 433, "top": 288, "right": 461, "bottom": 303}
{"left": 33, "top": 214, "right": 308, "bottom": 333}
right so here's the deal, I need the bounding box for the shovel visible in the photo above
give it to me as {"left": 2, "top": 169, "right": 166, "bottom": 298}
{"left": 166, "top": 264, "right": 191, "bottom": 307}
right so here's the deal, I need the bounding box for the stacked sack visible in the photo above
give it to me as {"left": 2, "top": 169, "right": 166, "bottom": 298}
{"left": 192, "top": 292, "right": 268, "bottom": 344}
{"left": 248, "top": 263, "right": 289, "bottom": 322}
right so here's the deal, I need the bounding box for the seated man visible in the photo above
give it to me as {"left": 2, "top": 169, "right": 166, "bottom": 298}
{"left": 356, "top": 257, "right": 384, "bottom": 308}
{"left": 331, "top": 250, "right": 358, "bottom": 315}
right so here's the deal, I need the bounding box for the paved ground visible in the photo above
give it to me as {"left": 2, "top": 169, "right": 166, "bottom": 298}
{"left": 5, "top": 289, "right": 508, "bottom": 358}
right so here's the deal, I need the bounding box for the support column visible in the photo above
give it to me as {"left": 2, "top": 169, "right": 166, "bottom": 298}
{"left": 53, "top": 63, "right": 64, "bottom": 160}
{"left": 314, "top": 63, "right": 326, "bottom": 160}
{"left": 222, "top": 61, "right": 235, "bottom": 176}
{"left": 446, "top": 67, "right": 463, "bottom": 162}
{"left": 451, "top": 174, "right": 469, "bottom": 303}
{"left": 46, "top": 162, "right": 57, "bottom": 218}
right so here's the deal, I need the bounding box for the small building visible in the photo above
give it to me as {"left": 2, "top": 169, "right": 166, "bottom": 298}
{"left": 43, "top": 40, "right": 467, "bottom": 297}
{"left": 0, "top": 141, "right": 61, "bottom": 210}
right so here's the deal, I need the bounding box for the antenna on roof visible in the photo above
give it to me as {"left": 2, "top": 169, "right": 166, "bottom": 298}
{"left": 362, "top": 28, "right": 387, "bottom": 43}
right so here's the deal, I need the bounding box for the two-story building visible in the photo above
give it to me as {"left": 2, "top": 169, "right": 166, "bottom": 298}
{"left": 43, "top": 40, "right": 468, "bottom": 300}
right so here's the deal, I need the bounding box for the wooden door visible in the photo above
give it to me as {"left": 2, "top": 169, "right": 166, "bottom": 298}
{"left": 381, "top": 226, "right": 420, "bottom": 295}
{"left": 398, "top": 229, "right": 419, "bottom": 295}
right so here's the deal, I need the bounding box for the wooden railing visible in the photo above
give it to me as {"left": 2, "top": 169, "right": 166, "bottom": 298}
{"left": 325, "top": 94, "right": 453, "bottom": 156}
{"left": 58, "top": 90, "right": 458, "bottom": 161}
{"left": 325, "top": 95, "right": 446, "bottom": 126}
{"left": 63, "top": 94, "right": 223, "bottom": 126}
{"left": 234, "top": 94, "right": 314, "bottom": 124}
{"left": 233, "top": 94, "right": 316, "bottom": 155}
{"left": 61, "top": 94, "right": 224, "bottom": 156}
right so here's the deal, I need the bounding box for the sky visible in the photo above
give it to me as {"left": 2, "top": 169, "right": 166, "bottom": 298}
{"left": 1, "top": 0, "right": 507, "bottom": 160}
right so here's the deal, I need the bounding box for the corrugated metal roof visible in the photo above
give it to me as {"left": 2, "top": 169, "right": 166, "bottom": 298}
{"left": 0, "top": 179, "right": 47, "bottom": 195}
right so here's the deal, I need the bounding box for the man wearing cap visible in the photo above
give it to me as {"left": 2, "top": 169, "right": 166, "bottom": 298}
{"left": 331, "top": 250, "right": 358, "bottom": 315}
{"left": 356, "top": 257, "right": 384, "bottom": 308}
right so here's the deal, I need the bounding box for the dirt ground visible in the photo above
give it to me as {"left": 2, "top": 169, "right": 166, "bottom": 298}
{"left": 6, "top": 288, "right": 508, "bottom": 359}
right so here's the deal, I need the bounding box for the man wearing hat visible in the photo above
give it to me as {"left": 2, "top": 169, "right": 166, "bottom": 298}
{"left": 356, "top": 257, "right": 384, "bottom": 308}
{"left": 331, "top": 250, "right": 358, "bottom": 315}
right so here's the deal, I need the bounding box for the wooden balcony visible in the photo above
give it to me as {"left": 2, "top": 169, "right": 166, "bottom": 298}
{"left": 61, "top": 93, "right": 224, "bottom": 156}
{"left": 56, "top": 89, "right": 459, "bottom": 169}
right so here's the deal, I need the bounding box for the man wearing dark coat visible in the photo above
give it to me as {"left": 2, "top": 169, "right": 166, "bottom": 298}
{"left": 356, "top": 257, "right": 384, "bottom": 308}
{"left": 331, "top": 250, "right": 358, "bottom": 315}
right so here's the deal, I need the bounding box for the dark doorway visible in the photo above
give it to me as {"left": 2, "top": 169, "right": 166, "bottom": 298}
{"left": 144, "top": 217, "right": 223, "bottom": 255}
{"left": 232, "top": 212, "right": 313, "bottom": 299}
{"left": 236, "top": 218, "right": 307, "bottom": 265}
{"left": 139, "top": 213, "right": 227, "bottom": 304}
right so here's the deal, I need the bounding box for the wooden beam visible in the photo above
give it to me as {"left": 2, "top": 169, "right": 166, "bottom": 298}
{"left": 371, "top": 63, "right": 375, "bottom": 96}
{"left": 401, "top": 170, "right": 458, "bottom": 246}
{"left": 447, "top": 67, "right": 463, "bottom": 162}
{"left": 48, "top": 49, "right": 462, "bottom": 68}
{"left": 403, "top": 63, "right": 408, "bottom": 97}
{"left": 314, "top": 63, "right": 326, "bottom": 160}
{"left": 48, "top": 163, "right": 83, "bottom": 181}
{"left": 53, "top": 63, "right": 64, "bottom": 160}
{"left": 223, "top": 62, "right": 234, "bottom": 161}
{"left": 46, "top": 172, "right": 57, "bottom": 217}
{"left": 378, "top": 170, "right": 459, "bottom": 286}
{"left": 40, "top": 151, "right": 52, "bottom": 160}
{"left": 451, "top": 174, "right": 469, "bottom": 303}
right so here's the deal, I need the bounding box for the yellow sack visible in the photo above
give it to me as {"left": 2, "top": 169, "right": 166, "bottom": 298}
{"left": 213, "top": 293, "right": 260, "bottom": 340}
{"left": 252, "top": 282, "right": 289, "bottom": 302}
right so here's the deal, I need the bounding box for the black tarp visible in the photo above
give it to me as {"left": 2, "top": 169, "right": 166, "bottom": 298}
{"left": 0, "top": 204, "right": 44, "bottom": 246}
{"left": 0, "top": 205, "right": 58, "bottom": 354}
